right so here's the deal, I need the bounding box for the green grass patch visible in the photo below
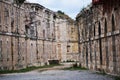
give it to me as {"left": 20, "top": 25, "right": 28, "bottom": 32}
{"left": 0, "top": 64, "right": 61, "bottom": 74}
{"left": 66, "top": 60, "right": 75, "bottom": 62}
{"left": 113, "top": 76, "right": 120, "bottom": 80}
{"left": 63, "top": 66, "right": 87, "bottom": 70}
{"left": 95, "top": 71, "right": 107, "bottom": 76}
{"left": 95, "top": 71, "right": 120, "bottom": 80}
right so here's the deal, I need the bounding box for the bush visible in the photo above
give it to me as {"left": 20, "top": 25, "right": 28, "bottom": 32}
{"left": 66, "top": 60, "right": 75, "bottom": 62}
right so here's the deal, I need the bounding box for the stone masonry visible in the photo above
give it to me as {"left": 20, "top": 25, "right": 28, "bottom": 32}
{"left": 0, "top": 0, "right": 78, "bottom": 70}
{"left": 1, "top": 0, "right": 120, "bottom": 77}
{"left": 76, "top": 1, "right": 120, "bottom": 75}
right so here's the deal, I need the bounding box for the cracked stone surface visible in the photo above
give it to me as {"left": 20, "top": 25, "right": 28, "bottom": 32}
{"left": 0, "top": 70, "right": 114, "bottom": 80}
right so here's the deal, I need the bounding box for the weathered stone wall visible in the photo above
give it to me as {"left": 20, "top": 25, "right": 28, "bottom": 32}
{"left": 0, "top": 1, "right": 58, "bottom": 70}
{"left": 76, "top": 3, "right": 120, "bottom": 75}
{"left": 0, "top": 0, "right": 79, "bottom": 71}
{"left": 0, "top": 35, "right": 12, "bottom": 70}
{"left": 66, "top": 23, "right": 79, "bottom": 61}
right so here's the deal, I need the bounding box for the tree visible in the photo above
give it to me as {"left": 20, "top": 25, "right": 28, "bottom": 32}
{"left": 57, "top": 10, "right": 65, "bottom": 15}
{"left": 14, "top": 0, "right": 26, "bottom": 6}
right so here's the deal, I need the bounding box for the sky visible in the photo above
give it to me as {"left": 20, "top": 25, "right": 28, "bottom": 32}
{"left": 27, "top": 0, "right": 92, "bottom": 19}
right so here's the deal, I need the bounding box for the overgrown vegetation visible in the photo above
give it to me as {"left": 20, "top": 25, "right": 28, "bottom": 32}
{"left": 96, "top": 72, "right": 120, "bottom": 80}
{"left": 63, "top": 66, "right": 87, "bottom": 70}
{"left": 14, "top": 0, "right": 26, "bottom": 6}
{"left": 114, "top": 76, "right": 120, "bottom": 80}
{"left": 57, "top": 10, "right": 65, "bottom": 15}
{"left": 66, "top": 60, "right": 75, "bottom": 62}
{"left": 63, "top": 63, "right": 87, "bottom": 70}
{"left": 57, "top": 10, "right": 74, "bottom": 23}
{"left": 95, "top": 71, "right": 107, "bottom": 76}
{"left": 95, "top": 70, "right": 120, "bottom": 80}
{"left": 0, "top": 64, "right": 60, "bottom": 74}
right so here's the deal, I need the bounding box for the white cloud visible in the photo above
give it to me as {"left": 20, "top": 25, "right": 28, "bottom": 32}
{"left": 27, "top": 0, "right": 92, "bottom": 19}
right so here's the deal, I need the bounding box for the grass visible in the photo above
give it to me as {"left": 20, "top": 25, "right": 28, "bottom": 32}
{"left": 63, "top": 66, "right": 87, "bottom": 70}
{"left": 95, "top": 72, "right": 120, "bottom": 80}
{"left": 63, "top": 63, "right": 87, "bottom": 70}
{"left": 95, "top": 71, "right": 107, "bottom": 76}
{"left": 95, "top": 70, "right": 107, "bottom": 76}
{"left": 95, "top": 71, "right": 120, "bottom": 80}
{"left": 114, "top": 76, "right": 120, "bottom": 80}
{"left": 66, "top": 60, "right": 75, "bottom": 62}
{"left": 0, "top": 64, "right": 61, "bottom": 74}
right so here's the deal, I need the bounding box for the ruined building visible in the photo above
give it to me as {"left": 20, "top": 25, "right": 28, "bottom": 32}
{"left": 55, "top": 12, "right": 79, "bottom": 62}
{"left": 1, "top": 0, "right": 120, "bottom": 76}
{"left": 76, "top": 0, "right": 120, "bottom": 75}
{"left": 0, "top": 0, "right": 78, "bottom": 70}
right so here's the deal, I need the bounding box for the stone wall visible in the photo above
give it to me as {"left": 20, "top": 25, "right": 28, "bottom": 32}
{"left": 66, "top": 23, "right": 79, "bottom": 61}
{"left": 76, "top": 3, "right": 120, "bottom": 75}
{"left": 0, "top": 0, "right": 78, "bottom": 70}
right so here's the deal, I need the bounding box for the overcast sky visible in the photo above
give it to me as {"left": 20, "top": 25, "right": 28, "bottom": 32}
{"left": 27, "top": 0, "right": 92, "bottom": 19}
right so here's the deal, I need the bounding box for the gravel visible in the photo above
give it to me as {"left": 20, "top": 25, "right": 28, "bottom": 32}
{"left": 0, "top": 70, "right": 114, "bottom": 80}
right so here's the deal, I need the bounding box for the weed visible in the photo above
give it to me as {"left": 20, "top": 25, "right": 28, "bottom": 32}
{"left": 113, "top": 76, "right": 120, "bottom": 80}
{"left": 0, "top": 64, "right": 61, "bottom": 74}
{"left": 63, "top": 66, "right": 87, "bottom": 70}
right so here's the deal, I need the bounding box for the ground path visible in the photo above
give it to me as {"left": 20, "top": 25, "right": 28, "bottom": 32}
{"left": 0, "top": 63, "right": 114, "bottom": 80}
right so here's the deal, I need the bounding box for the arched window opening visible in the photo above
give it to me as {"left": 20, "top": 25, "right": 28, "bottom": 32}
{"left": 94, "top": 25, "right": 95, "bottom": 36}
{"left": 112, "top": 14, "right": 115, "bottom": 31}
{"left": 104, "top": 18, "right": 107, "bottom": 33}
{"left": 98, "top": 22, "right": 101, "bottom": 35}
